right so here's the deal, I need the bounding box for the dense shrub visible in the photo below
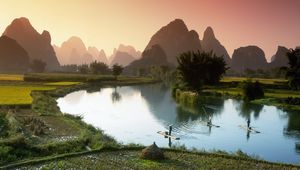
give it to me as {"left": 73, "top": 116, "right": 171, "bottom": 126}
{"left": 0, "top": 112, "right": 9, "bottom": 137}
{"left": 242, "top": 80, "right": 264, "bottom": 101}
{"left": 283, "top": 97, "right": 300, "bottom": 105}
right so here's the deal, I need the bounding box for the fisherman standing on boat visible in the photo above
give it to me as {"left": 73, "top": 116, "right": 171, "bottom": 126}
{"left": 207, "top": 116, "right": 212, "bottom": 126}
{"left": 247, "top": 119, "right": 251, "bottom": 129}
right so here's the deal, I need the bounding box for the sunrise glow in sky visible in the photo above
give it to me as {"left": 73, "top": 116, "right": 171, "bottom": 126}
{"left": 1, "top": 0, "right": 300, "bottom": 60}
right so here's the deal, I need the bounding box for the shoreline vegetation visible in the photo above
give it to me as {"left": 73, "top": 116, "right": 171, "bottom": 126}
{"left": 0, "top": 73, "right": 299, "bottom": 169}
{"left": 173, "top": 77, "right": 300, "bottom": 112}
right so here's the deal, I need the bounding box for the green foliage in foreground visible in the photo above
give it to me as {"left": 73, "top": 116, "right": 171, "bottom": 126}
{"left": 0, "top": 112, "right": 9, "bottom": 137}
{"left": 0, "top": 112, "right": 118, "bottom": 166}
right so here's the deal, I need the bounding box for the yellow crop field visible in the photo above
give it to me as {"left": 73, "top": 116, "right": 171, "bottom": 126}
{"left": 44, "top": 82, "right": 80, "bottom": 86}
{"left": 221, "top": 77, "right": 287, "bottom": 85}
{"left": 0, "top": 85, "right": 55, "bottom": 105}
{"left": 0, "top": 74, "right": 23, "bottom": 81}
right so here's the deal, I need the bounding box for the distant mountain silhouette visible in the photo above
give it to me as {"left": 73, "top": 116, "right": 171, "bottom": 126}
{"left": 3, "top": 17, "right": 60, "bottom": 70}
{"left": 231, "top": 46, "right": 267, "bottom": 71}
{"left": 125, "top": 44, "right": 169, "bottom": 74}
{"left": 0, "top": 36, "right": 29, "bottom": 72}
{"left": 110, "top": 51, "right": 135, "bottom": 66}
{"left": 201, "top": 27, "right": 231, "bottom": 65}
{"left": 117, "top": 44, "right": 141, "bottom": 59}
{"left": 270, "top": 46, "right": 290, "bottom": 68}
{"left": 144, "top": 19, "right": 201, "bottom": 65}
{"left": 98, "top": 49, "right": 108, "bottom": 64}
{"left": 109, "top": 44, "right": 141, "bottom": 65}
{"left": 67, "top": 49, "right": 93, "bottom": 65}
{"left": 88, "top": 47, "right": 108, "bottom": 64}
{"left": 54, "top": 36, "right": 107, "bottom": 65}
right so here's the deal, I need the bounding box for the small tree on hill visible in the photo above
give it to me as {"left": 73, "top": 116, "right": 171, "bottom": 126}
{"left": 112, "top": 64, "right": 123, "bottom": 79}
{"left": 30, "top": 59, "right": 46, "bottom": 73}
{"left": 176, "top": 51, "right": 227, "bottom": 93}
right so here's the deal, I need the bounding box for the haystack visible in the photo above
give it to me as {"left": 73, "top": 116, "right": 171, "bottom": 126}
{"left": 140, "top": 142, "right": 164, "bottom": 160}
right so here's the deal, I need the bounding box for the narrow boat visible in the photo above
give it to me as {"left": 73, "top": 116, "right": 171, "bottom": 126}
{"left": 239, "top": 125, "right": 260, "bottom": 133}
{"left": 157, "top": 131, "right": 180, "bottom": 140}
{"left": 199, "top": 120, "right": 220, "bottom": 128}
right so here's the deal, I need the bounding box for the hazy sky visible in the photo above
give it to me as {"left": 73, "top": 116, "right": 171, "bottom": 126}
{"left": 1, "top": 0, "right": 299, "bottom": 61}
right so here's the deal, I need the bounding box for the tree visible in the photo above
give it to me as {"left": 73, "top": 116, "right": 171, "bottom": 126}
{"left": 282, "top": 48, "right": 300, "bottom": 90}
{"left": 112, "top": 64, "right": 123, "bottom": 79}
{"left": 30, "top": 59, "right": 46, "bottom": 73}
{"left": 176, "top": 51, "right": 227, "bottom": 93}
{"left": 242, "top": 79, "right": 264, "bottom": 101}
{"left": 78, "top": 64, "right": 89, "bottom": 74}
{"left": 90, "top": 61, "right": 110, "bottom": 74}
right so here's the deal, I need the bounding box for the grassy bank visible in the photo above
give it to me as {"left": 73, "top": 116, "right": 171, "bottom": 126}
{"left": 8, "top": 147, "right": 299, "bottom": 170}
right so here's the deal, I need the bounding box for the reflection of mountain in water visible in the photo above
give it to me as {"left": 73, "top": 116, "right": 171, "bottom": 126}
{"left": 131, "top": 84, "right": 178, "bottom": 125}
{"left": 132, "top": 84, "right": 224, "bottom": 129}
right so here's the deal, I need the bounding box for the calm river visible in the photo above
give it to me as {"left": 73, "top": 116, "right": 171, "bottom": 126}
{"left": 57, "top": 84, "right": 300, "bottom": 163}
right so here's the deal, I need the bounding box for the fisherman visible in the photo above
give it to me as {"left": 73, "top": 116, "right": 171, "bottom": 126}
{"left": 169, "top": 125, "right": 172, "bottom": 136}
{"left": 247, "top": 119, "right": 251, "bottom": 129}
{"left": 207, "top": 116, "right": 212, "bottom": 126}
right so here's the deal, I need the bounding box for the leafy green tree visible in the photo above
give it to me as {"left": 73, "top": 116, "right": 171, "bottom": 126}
{"left": 30, "top": 59, "right": 46, "bottom": 73}
{"left": 176, "top": 51, "right": 227, "bottom": 93}
{"left": 112, "top": 64, "right": 123, "bottom": 79}
{"left": 90, "top": 61, "right": 110, "bottom": 74}
{"left": 242, "top": 79, "right": 264, "bottom": 101}
{"left": 282, "top": 48, "right": 300, "bottom": 90}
